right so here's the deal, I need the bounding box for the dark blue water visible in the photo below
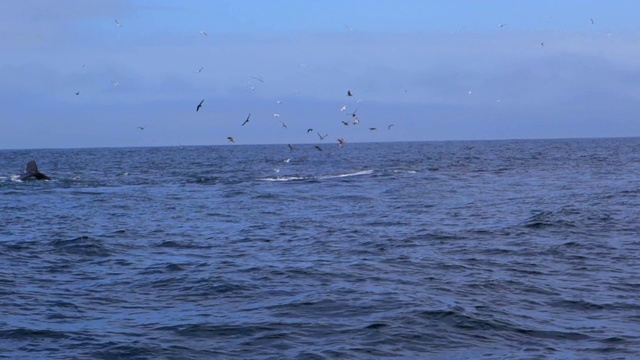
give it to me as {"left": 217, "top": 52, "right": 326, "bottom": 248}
{"left": 1, "top": 139, "right": 639, "bottom": 359}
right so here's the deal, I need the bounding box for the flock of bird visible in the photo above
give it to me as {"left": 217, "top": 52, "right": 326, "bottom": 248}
{"left": 74, "top": 16, "right": 606, "bottom": 151}
{"left": 195, "top": 87, "right": 394, "bottom": 151}
{"left": 69, "top": 18, "right": 399, "bottom": 152}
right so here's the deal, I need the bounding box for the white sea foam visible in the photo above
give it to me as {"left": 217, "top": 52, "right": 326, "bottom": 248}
{"left": 392, "top": 169, "right": 418, "bottom": 174}
{"left": 260, "top": 169, "right": 373, "bottom": 182}
{"left": 317, "top": 169, "right": 374, "bottom": 179}
{"left": 260, "top": 176, "right": 308, "bottom": 182}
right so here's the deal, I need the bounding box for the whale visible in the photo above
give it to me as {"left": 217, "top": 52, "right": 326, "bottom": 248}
{"left": 19, "top": 160, "right": 51, "bottom": 181}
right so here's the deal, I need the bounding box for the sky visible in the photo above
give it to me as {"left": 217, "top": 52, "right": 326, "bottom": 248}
{"left": 2, "top": 0, "right": 640, "bottom": 149}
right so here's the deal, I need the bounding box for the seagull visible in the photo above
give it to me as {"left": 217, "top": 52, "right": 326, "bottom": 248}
{"left": 341, "top": 120, "right": 350, "bottom": 126}
{"left": 318, "top": 132, "right": 328, "bottom": 140}
{"left": 340, "top": 105, "right": 347, "bottom": 111}
{"left": 499, "top": 23, "right": 506, "bottom": 28}
{"left": 111, "top": 80, "right": 120, "bottom": 87}
{"left": 114, "top": 19, "right": 123, "bottom": 28}
{"left": 590, "top": 18, "right": 595, "bottom": 25}
{"left": 198, "top": 66, "right": 204, "bottom": 73}
{"left": 337, "top": 138, "right": 346, "bottom": 147}
{"left": 314, "top": 145, "right": 323, "bottom": 151}
{"left": 307, "top": 128, "right": 313, "bottom": 133}
{"left": 347, "top": 90, "right": 353, "bottom": 96}
{"left": 353, "top": 118, "right": 360, "bottom": 125}
{"left": 251, "top": 76, "right": 264, "bottom": 83}
{"left": 227, "top": 136, "right": 235, "bottom": 143}
{"left": 540, "top": 42, "right": 544, "bottom": 47}
{"left": 200, "top": 30, "right": 208, "bottom": 36}
{"left": 280, "top": 122, "right": 288, "bottom": 129}
{"left": 388, "top": 124, "right": 394, "bottom": 130}
{"left": 196, "top": 99, "right": 204, "bottom": 112}
{"left": 137, "top": 125, "right": 147, "bottom": 130}
{"left": 272, "top": 113, "right": 280, "bottom": 117}
{"left": 288, "top": 144, "right": 295, "bottom": 151}
{"left": 75, "top": 91, "right": 80, "bottom": 95}
{"left": 242, "top": 113, "right": 251, "bottom": 126}
{"left": 283, "top": 158, "right": 291, "bottom": 163}
{"left": 369, "top": 127, "right": 377, "bottom": 131}
{"left": 347, "top": 108, "right": 358, "bottom": 117}
{"left": 276, "top": 100, "right": 283, "bottom": 104}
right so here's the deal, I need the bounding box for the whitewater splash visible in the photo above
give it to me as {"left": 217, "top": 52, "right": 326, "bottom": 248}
{"left": 260, "top": 169, "right": 374, "bottom": 182}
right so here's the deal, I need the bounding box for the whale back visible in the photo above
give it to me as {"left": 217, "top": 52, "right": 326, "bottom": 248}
{"left": 19, "top": 160, "right": 50, "bottom": 180}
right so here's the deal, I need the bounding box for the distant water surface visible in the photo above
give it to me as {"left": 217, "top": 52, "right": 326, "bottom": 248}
{"left": 1, "top": 138, "right": 639, "bottom": 359}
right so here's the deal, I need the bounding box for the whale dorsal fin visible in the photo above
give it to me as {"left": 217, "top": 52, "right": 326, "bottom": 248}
{"left": 25, "top": 160, "right": 39, "bottom": 174}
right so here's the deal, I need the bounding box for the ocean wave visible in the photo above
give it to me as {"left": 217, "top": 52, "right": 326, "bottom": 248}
{"left": 260, "top": 169, "right": 373, "bottom": 182}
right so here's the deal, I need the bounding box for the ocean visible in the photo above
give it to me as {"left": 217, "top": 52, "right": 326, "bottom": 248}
{"left": 1, "top": 138, "right": 639, "bottom": 359}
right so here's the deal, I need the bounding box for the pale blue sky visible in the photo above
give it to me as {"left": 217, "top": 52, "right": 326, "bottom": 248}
{"left": 2, "top": 0, "right": 640, "bottom": 149}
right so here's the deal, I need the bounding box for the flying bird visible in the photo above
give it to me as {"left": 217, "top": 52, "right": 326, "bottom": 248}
{"left": 340, "top": 105, "right": 347, "bottom": 111}
{"left": 196, "top": 99, "right": 204, "bottom": 112}
{"left": 540, "top": 42, "right": 544, "bottom": 47}
{"left": 198, "top": 66, "right": 204, "bottom": 73}
{"left": 591, "top": 18, "right": 595, "bottom": 25}
{"left": 347, "top": 108, "right": 358, "bottom": 118}
{"left": 318, "top": 132, "right": 328, "bottom": 140}
{"left": 347, "top": 90, "right": 353, "bottom": 96}
{"left": 388, "top": 124, "right": 394, "bottom": 130}
{"left": 252, "top": 76, "right": 264, "bottom": 83}
{"left": 369, "top": 127, "right": 377, "bottom": 131}
{"left": 280, "top": 122, "right": 288, "bottom": 129}
{"left": 315, "top": 145, "right": 323, "bottom": 151}
{"left": 499, "top": 23, "right": 506, "bottom": 28}
{"left": 200, "top": 30, "right": 208, "bottom": 36}
{"left": 114, "top": 19, "right": 123, "bottom": 28}
{"left": 272, "top": 113, "right": 280, "bottom": 117}
{"left": 137, "top": 125, "right": 147, "bottom": 130}
{"left": 338, "top": 138, "right": 346, "bottom": 147}
{"left": 353, "top": 118, "right": 360, "bottom": 125}
{"left": 227, "top": 136, "right": 235, "bottom": 143}
{"left": 288, "top": 144, "right": 296, "bottom": 151}
{"left": 111, "top": 80, "right": 120, "bottom": 87}
{"left": 341, "top": 120, "right": 350, "bottom": 126}
{"left": 75, "top": 91, "right": 80, "bottom": 95}
{"left": 242, "top": 113, "right": 251, "bottom": 126}
{"left": 307, "top": 128, "right": 313, "bottom": 133}
{"left": 276, "top": 100, "right": 283, "bottom": 104}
